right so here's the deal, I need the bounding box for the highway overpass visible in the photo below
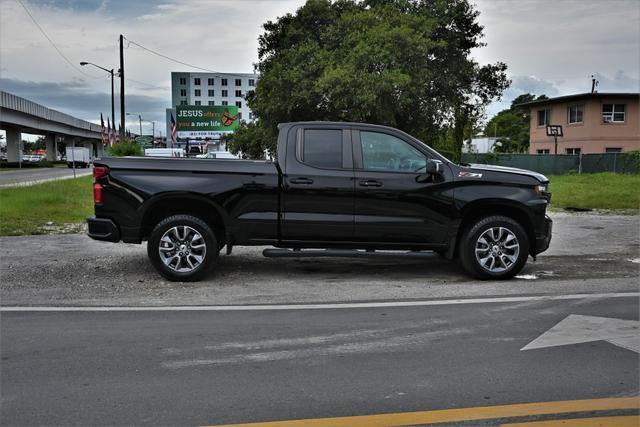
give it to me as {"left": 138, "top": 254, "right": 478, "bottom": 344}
{"left": 0, "top": 91, "right": 105, "bottom": 162}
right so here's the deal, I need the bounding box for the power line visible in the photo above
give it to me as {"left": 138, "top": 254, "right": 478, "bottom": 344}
{"left": 15, "top": 0, "right": 103, "bottom": 79}
{"left": 126, "top": 77, "right": 169, "bottom": 91}
{"left": 123, "top": 36, "right": 224, "bottom": 75}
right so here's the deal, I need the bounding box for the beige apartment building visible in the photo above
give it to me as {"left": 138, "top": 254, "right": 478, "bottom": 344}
{"left": 521, "top": 93, "right": 639, "bottom": 155}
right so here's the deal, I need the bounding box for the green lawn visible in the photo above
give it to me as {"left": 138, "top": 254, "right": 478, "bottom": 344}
{"left": 0, "top": 176, "right": 93, "bottom": 236}
{"left": 548, "top": 173, "right": 640, "bottom": 211}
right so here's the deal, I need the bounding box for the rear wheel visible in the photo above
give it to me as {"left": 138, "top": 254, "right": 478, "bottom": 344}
{"left": 147, "top": 214, "right": 217, "bottom": 282}
{"left": 459, "top": 215, "right": 529, "bottom": 280}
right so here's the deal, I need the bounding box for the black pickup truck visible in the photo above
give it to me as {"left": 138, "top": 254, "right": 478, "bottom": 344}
{"left": 88, "top": 122, "right": 552, "bottom": 281}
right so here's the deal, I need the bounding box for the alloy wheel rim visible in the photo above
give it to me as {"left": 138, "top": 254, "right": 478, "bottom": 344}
{"left": 158, "top": 225, "right": 207, "bottom": 273}
{"left": 475, "top": 226, "right": 520, "bottom": 273}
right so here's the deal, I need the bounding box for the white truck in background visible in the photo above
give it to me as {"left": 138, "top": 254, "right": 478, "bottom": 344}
{"left": 65, "top": 147, "right": 92, "bottom": 168}
{"left": 144, "top": 148, "right": 185, "bottom": 158}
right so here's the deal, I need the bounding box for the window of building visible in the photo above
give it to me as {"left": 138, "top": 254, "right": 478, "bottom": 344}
{"left": 221, "top": 79, "right": 228, "bottom": 86}
{"left": 222, "top": 101, "right": 228, "bottom": 106}
{"left": 208, "top": 101, "right": 215, "bottom": 106}
{"left": 179, "top": 77, "right": 186, "bottom": 85}
{"left": 207, "top": 78, "right": 214, "bottom": 85}
{"left": 602, "top": 104, "right": 625, "bottom": 123}
{"left": 235, "top": 79, "right": 242, "bottom": 86}
{"left": 606, "top": 147, "right": 622, "bottom": 153}
{"left": 249, "top": 112, "right": 253, "bottom": 120}
{"left": 194, "top": 89, "right": 201, "bottom": 97}
{"left": 222, "top": 90, "right": 228, "bottom": 97}
{"left": 195, "top": 100, "right": 201, "bottom": 106}
{"left": 248, "top": 79, "right": 255, "bottom": 87}
{"left": 194, "top": 78, "right": 201, "bottom": 85}
{"left": 537, "top": 109, "right": 550, "bottom": 127}
{"left": 235, "top": 90, "right": 242, "bottom": 97}
{"left": 566, "top": 148, "right": 581, "bottom": 155}
{"left": 360, "top": 131, "right": 426, "bottom": 172}
{"left": 235, "top": 101, "right": 242, "bottom": 108}
{"left": 301, "top": 129, "right": 342, "bottom": 169}
{"left": 180, "top": 89, "right": 186, "bottom": 97}
{"left": 180, "top": 100, "right": 187, "bottom": 106}
{"left": 536, "top": 149, "right": 550, "bottom": 155}
{"left": 238, "top": 112, "right": 242, "bottom": 120}
{"left": 568, "top": 104, "right": 584, "bottom": 124}
{"left": 208, "top": 89, "right": 214, "bottom": 97}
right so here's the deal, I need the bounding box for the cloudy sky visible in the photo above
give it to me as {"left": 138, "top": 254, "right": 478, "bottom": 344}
{"left": 1, "top": 0, "right": 639, "bottom": 138}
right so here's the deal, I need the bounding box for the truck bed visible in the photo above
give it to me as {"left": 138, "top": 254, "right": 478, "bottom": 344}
{"left": 94, "top": 156, "right": 277, "bottom": 174}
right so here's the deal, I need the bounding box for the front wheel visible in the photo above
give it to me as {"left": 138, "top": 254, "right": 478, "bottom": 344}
{"left": 147, "top": 214, "right": 217, "bottom": 282}
{"left": 459, "top": 215, "right": 529, "bottom": 280}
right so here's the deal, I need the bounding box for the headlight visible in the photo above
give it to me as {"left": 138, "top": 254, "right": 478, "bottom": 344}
{"left": 535, "top": 184, "right": 547, "bottom": 193}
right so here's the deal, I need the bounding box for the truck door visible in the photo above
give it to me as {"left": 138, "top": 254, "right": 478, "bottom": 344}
{"left": 281, "top": 126, "right": 355, "bottom": 242}
{"left": 352, "top": 129, "right": 453, "bottom": 245}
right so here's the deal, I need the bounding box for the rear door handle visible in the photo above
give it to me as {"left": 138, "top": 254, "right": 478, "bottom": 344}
{"left": 290, "top": 177, "right": 314, "bottom": 185}
{"left": 359, "top": 180, "right": 383, "bottom": 187}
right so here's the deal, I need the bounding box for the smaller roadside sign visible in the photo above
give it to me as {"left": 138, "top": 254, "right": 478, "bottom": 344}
{"left": 135, "top": 135, "right": 154, "bottom": 144}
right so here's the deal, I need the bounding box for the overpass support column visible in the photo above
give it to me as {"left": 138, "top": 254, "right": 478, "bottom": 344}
{"left": 45, "top": 134, "right": 57, "bottom": 161}
{"left": 5, "top": 128, "right": 21, "bottom": 162}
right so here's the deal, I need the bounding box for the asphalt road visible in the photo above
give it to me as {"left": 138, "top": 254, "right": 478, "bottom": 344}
{"left": 0, "top": 166, "right": 91, "bottom": 187}
{"left": 1, "top": 295, "right": 638, "bottom": 426}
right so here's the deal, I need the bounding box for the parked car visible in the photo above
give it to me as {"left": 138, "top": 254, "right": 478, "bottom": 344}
{"left": 88, "top": 122, "right": 552, "bottom": 282}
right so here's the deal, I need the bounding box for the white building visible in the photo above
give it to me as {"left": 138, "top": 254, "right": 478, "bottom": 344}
{"left": 170, "top": 71, "right": 258, "bottom": 122}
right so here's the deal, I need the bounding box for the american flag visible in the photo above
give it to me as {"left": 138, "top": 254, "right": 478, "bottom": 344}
{"left": 170, "top": 112, "right": 177, "bottom": 147}
{"left": 107, "top": 117, "right": 114, "bottom": 146}
{"left": 100, "top": 113, "right": 106, "bottom": 146}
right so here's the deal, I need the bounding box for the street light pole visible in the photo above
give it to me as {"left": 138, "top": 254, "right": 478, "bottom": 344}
{"left": 80, "top": 62, "right": 115, "bottom": 127}
{"left": 126, "top": 113, "right": 143, "bottom": 136}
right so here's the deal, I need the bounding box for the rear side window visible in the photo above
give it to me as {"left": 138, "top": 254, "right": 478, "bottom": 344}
{"left": 302, "top": 129, "right": 342, "bottom": 168}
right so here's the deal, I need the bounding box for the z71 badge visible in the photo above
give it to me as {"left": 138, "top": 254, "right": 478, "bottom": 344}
{"left": 458, "top": 171, "right": 483, "bottom": 178}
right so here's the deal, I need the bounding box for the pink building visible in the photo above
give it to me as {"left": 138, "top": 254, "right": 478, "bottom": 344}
{"left": 521, "top": 93, "right": 639, "bottom": 155}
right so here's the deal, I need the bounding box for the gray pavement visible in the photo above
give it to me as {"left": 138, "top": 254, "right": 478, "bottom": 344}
{"left": 0, "top": 166, "right": 92, "bottom": 187}
{"left": 1, "top": 295, "right": 638, "bottom": 426}
{"left": 1, "top": 211, "right": 638, "bottom": 306}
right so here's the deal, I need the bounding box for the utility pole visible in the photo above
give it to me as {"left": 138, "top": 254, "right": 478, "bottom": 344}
{"left": 119, "top": 34, "right": 125, "bottom": 138}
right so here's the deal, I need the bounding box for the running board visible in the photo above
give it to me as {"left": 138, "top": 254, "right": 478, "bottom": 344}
{"left": 262, "top": 248, "right": 438, "bottom": 259}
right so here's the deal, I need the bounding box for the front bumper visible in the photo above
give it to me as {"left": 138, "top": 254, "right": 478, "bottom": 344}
{"left": 534, "top": 215, "right": 552, "bottom": 254}
{"left": 87, "top": 216, "right": 120, "bottom": 242}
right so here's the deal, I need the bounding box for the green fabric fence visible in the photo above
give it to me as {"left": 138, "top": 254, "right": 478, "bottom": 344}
{"left": 460, "top": 152, "right": 640, "bottom": 175}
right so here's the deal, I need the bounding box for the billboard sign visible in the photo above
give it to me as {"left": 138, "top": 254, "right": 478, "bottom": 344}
{"left": 176, "top": 105, "right": 240, "bottom": 137}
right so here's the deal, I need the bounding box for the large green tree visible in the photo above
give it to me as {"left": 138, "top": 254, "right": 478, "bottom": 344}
{"left": 228, "top": 0, "right": 509, "bottom": 161}
{"left": 484, "top": 93, "right": 548, "bottom": 153}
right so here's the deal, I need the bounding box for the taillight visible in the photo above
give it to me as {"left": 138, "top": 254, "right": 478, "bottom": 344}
{"left": 93, "top": 166, "right": 108, "bottom": 204}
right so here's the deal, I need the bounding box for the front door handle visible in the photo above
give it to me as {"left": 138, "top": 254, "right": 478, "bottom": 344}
{"left": 359, "top": 179, "right": 383, "bottom": 187}
{"left": 290, "top": 177, "right": 314, "bottom": 185}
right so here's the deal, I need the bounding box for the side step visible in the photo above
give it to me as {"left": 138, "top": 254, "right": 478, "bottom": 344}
{"left": 262, "top": 248, "right": 438, "bottom": 259}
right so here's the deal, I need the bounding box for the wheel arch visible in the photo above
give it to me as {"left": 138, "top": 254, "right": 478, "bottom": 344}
{"left": 454, "top": 199, "right": 536, "bottom": 257}
{"left": 138, "top": 193, "right": 228, "bottom": 244}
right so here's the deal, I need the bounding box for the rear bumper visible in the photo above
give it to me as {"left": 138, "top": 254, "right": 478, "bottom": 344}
{"left": 534, "top": 215, "right": 552, "bottom": 254}
{"left": 87, "top": 216, "right": 120, "bottom": 242}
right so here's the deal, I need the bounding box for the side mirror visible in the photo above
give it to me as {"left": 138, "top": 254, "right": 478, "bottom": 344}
{"left": 426, "top": 159, "right": 443, "bottom": 175}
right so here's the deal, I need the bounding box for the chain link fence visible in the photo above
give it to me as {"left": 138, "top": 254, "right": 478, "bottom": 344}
{"left": 460, "top": 152, "right": 640, "bottom": 175}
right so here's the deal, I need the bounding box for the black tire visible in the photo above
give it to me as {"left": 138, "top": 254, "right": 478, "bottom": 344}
{"left": 459, "top": 215, "right": 529, "bottom": 280}
{"left": 147, "top": 214, "right": 217, "bottom": 282}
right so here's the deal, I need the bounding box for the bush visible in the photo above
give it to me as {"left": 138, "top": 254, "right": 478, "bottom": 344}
{"left": 108, "top": 142, "right": 143, "bottom": 157}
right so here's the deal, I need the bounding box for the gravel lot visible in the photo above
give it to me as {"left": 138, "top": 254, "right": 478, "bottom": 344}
{"left": 1, "top": 212, "right": 638, "bottom": 306}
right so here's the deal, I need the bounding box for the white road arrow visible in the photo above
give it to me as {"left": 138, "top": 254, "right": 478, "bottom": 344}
{"left": 521, "top": 314, "right": 640, "bottom": 353}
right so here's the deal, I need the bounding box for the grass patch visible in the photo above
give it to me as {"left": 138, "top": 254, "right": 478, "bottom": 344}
{"left": 0, "top": 176, "right": 93, "bottom": 236}
{"left": 549, "top": 173, "right": 640, "bottom": 211}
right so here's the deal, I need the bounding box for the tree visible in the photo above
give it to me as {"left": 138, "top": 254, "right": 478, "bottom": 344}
{"left": 484, "top": 93, "right": 548, "bottom": 153}
{"left": 227, "top": 0, "right": 509, "bottom": 161}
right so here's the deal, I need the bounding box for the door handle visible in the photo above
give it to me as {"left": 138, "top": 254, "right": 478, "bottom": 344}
{"left": 359, "top": 180, "right": 383, "bottom": 187}
{"left": 290, "top": 177, "right": 314, "bottom": 185}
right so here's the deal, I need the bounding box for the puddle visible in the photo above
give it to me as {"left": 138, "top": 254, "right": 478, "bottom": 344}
{"left": 628, "top": 258, "right": 640, "bottom": 264}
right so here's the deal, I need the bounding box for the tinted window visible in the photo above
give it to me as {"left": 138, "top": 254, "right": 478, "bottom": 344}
{"left": 360, "top": 131, "right": 426, "bottom": 172}
{"left": 303, "top": 129, "right": 342, "bottom": 169}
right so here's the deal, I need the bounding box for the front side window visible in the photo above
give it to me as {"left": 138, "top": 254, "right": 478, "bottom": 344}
{"left": 302, "top": 129, "right": 342, "bottom": 169}
{"left": 360, "top": 131, "right": 426, "bottom": 172}
{"left": 602, "top": 104, "right": 625, "bottom": 122}
{"left": 568, "top": 105, "right": 584, "bottom": 124}
{"left": 537, "top": 109, "right": 550, "bottom": 127}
